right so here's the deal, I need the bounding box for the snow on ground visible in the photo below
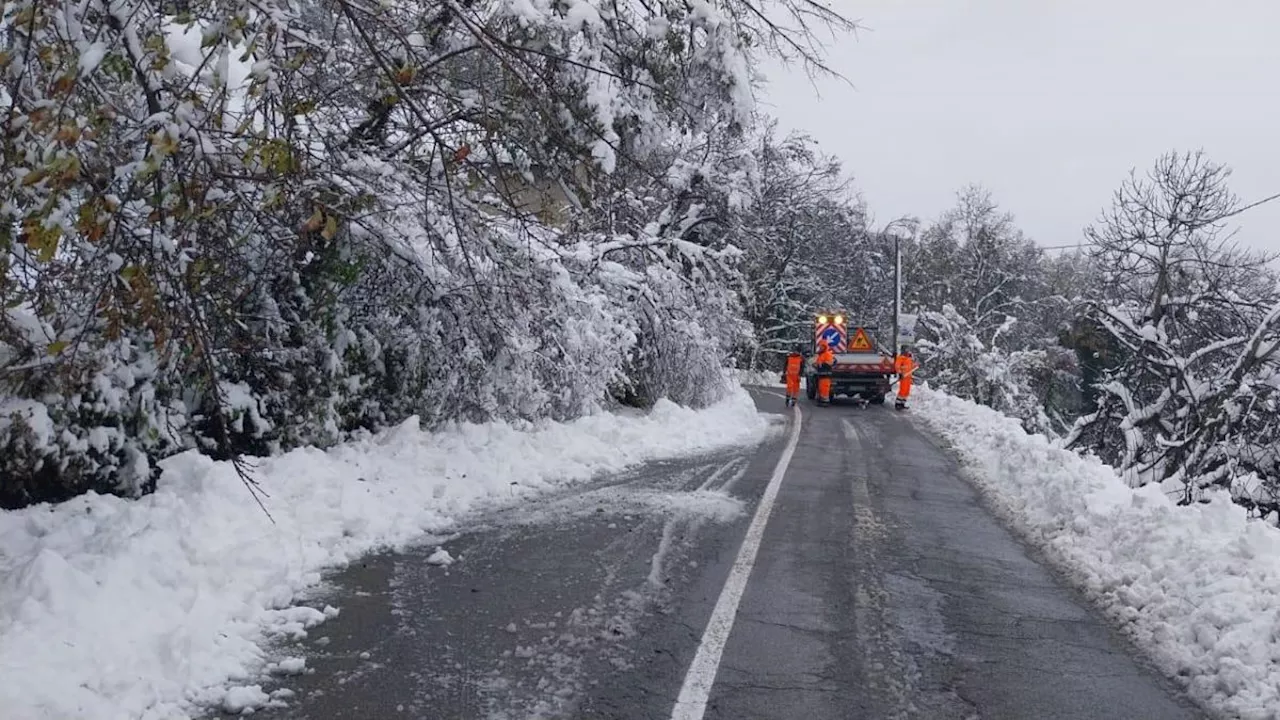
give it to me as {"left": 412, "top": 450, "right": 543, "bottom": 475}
{"left": 732, "top": 368, "right": 784, "bottom": 387}
{"left": 912, "top": 386, "right": 1280, "bottom": 720}
{"left": 0, "top": 389, "right": 768, "bottom": 720}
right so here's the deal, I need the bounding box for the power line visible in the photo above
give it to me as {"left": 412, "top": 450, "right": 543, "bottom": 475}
{"left": 1221, "top": 190, "right": 1280, "bottom": 222}
{"left": 1035, "top": 190, "right": 1280, "bottom": 252}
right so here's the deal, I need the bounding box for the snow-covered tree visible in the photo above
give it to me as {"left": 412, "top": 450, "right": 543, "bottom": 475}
{"left": 0, "top": 0, "right": 857, "bottom": 507}
{"left": 904, "top": 186, "right": 1080, "bottom": 432}
{"left": 1065, "top": 151, "right": 1280, "bottom": 514}
{"left": 732, "top": 126, "right": 877, "bottom": 369}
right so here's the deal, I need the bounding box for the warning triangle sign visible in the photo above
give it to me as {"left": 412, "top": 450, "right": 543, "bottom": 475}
{"left": 849, "top": 327, "right": 872, "bottom": 351}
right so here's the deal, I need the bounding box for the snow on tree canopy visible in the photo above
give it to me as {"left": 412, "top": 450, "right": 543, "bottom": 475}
{"left": 1066, "top": 151, "right": 1280, "bottom": 515}
{"left": 0, "top": 0, "right": 857, "bottom": 507}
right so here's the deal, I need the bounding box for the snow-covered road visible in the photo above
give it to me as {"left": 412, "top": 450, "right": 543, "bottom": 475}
{"left": 265, "top": 446, "right": 777, "bottom": 719}
{"left": 0, "top": 391, "right": 772, "bottom": 719}
{"left": 253, "top": 390, "right": 1207, "bottom": 720}
{"left": 17, "top": 381, "right": 1279, "bottom": 718}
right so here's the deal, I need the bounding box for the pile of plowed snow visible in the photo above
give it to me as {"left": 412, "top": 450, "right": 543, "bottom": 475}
{"left": 0, "top": 389, "right": 768, "bottom": 719}
{"left": 913, "top": 387, "right": 1280, "bottom": 720}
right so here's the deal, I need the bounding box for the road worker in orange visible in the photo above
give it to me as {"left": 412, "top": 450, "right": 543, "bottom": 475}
{"left": 894, "top": 347, "right": 916, "bottom": 409}
{"left": 782, "top": 351, "right": 804, "bottom": 407}
{"left": 815, "top": 339, "right": 835, "bottom": 405}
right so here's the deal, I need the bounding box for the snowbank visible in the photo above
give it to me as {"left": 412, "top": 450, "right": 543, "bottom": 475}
{"left": 0, "top": 389, "right": 768, "bottom": 719}
{"left": 912, "top": 387, "right": 1280, "bottom": 720}
{"left": 732, "top": 368, "right": 784, "bottom": 387}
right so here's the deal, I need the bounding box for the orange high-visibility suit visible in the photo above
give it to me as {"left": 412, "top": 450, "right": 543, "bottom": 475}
{"left": 895, "top": 352, "right": 916, "bottom": 403}
{"left": 816, "top": 342, "right": 835, "bottom": 404}
{"left": 783, "top": 353, "right": 803, "bottom": 407}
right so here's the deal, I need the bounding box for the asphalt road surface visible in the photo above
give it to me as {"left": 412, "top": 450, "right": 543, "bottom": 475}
{"left": 260, "top": 390, "right": 1207, "bottom": 720}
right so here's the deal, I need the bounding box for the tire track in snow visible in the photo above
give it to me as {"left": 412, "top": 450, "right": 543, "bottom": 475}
{"left": 842, "top": 418, "right": 919, "bottom": 720}
{"left": 653, "top": 458, "right": 748, "bottom": 589}
{"left": 696, "top": 457, "right": 747, "bottom": 492}
{"left": 648, "top": 518, "right": 682, "bottom": 588}
{"left": 474, "top": 452, "right": 755, "bottom": 717}
{"left": 710, "top": 457, "right": 750, "bottom": 496}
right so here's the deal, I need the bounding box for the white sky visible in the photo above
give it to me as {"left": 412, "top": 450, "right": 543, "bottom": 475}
{"left": 758, "top": 0, "right": 1280, "bottom": 255}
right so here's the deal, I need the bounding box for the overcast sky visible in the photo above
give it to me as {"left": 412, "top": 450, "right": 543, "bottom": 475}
{"left": 758, "top": 0, "right": 1280, "bottom": 255}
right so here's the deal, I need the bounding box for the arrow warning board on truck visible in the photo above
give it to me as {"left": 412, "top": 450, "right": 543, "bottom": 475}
{"left": 818, "top": 325, "right": 844, "bottom": 351}
{"left": 814, "top": 313, "right": 849, "bottom": 351}
{"left": 849, "top": 327, "right": 873, "bottom": 351}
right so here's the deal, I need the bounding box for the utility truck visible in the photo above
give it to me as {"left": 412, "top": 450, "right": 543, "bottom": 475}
{"left": 805, "top": 312, "right": 895, "bottom": 404}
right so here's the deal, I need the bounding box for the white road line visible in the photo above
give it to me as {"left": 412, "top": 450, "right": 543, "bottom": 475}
{"left": 669, "top": 403, "right": 804, "bottom": 720}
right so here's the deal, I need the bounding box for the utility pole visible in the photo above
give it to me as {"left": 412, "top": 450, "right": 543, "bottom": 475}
{"left": 893, "top": 231, "right": 901, "bottom": 359}
{"left": 884, "top": 219, "right": 910, "bottom": 359}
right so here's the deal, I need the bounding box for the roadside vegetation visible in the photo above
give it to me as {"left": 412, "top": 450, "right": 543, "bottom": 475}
{"left": 3, "top": 0, "right": 1277, "bottom": 520}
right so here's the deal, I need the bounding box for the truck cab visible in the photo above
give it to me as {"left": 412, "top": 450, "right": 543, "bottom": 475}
{"left": 805, "top": 313, "right": 895, "bottom": 404}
